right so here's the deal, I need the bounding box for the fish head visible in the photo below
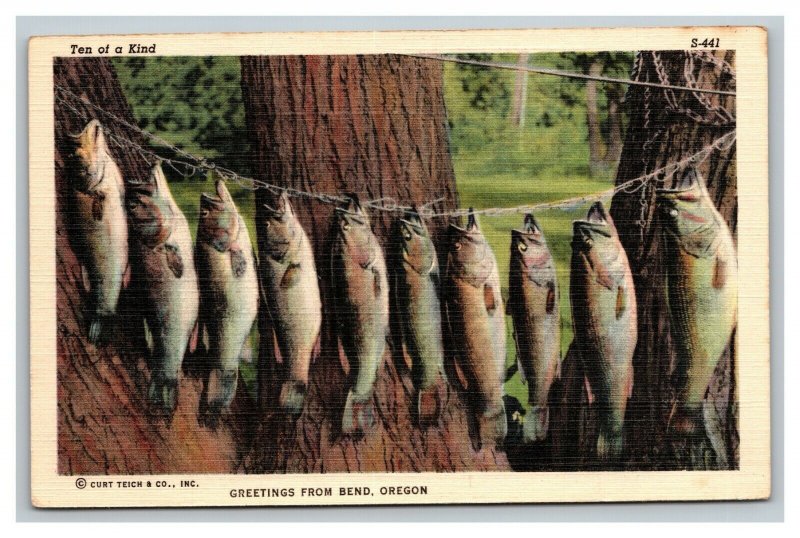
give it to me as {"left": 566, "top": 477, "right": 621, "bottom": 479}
{"left": 398, "top": 209, "right": 435, "bottom": 274}
{"left": 126, "top": 178, "right": 171, "bottom": 247}
{"left": 335, "top": 196, "right": 375, "bottom": 265}
{"left": 448, "top": 209, "right": 490, "bottom": 277}
{"left": 656, "top": 168, "right": 717, "bottom": 238}
{"left": 198, "top": 179, "right": 240, "bottom": 252}
{"left": 571, "top": 201, "right": 617, "bottom": 256}
{"left": 511, "top": 213, "right": 551, "bottom": 269}
{"left": 262, "top": 191, "right": 299, "bottom": 260}
{"left": 72, "top": 119, "right": 109, "bottom": 191}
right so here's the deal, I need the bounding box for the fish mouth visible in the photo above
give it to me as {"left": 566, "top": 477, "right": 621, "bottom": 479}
{"left": 512, "top": 213, "right": 544, "bottom": 244}
{"left": 656, "top": 167, "right": 703, "bottom": 197}
{"left": 200, "top": 192, "right": 225, "bottom": 211}
{"left": 573, "top": 202, "right": 612, "bottom": 235}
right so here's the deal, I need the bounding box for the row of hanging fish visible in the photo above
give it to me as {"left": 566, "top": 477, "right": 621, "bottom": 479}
{"left": 69, "top": 120, "right": 737, "bottom": 459}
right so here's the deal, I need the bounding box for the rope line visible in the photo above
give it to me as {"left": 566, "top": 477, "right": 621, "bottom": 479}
{"left": 404, "top": 53, "right": 737, "bottom": 97}
{"left": 55, "top": 85, "right": 735, "bottom": 220}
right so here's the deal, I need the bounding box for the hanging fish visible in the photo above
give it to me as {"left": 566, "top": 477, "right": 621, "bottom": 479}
{"left": 127, "top": 163, "right": 199, "bottom": 415}
{"left": 656, "top": 168, "right": 737, "bottom": 459}
{"left": 570, "top": 202, "right": 637, "bottom": 461}
{"left": 444, "top": 209, "right": 507, "bottom": 446}
{"left": 261, "top": 192, "right": 322, "bottom": 416}
{"left": 331, "top": 197, "right": 389, "bottom": 433}
{"left": 71, "top": 119, "right": 129, "bottom": 343}
{"left": 395, "top": 210, "right": 446, "bottom": 425}
{"left": 195, "top": 179, "right": 259, "bottom": 415}
{"left": 507, "top": 213, "right": 560, "bottom": 443}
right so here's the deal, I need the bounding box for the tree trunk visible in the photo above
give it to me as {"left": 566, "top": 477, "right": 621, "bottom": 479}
{"left": 239, "top": 54, "right": 510, "bottom": 472}
{"left": 586, "top": 58, "right": 606, "bottom": 177}
{"left": 548, "top": 50, "right": 737, "bottom": 470}
{"left": 55, "top": 58, "right": 237, "bottom": 474}
{"left": 510, "top": 53, "right": 529, "bottom": 128}
{"left": 603, "top": 84, "right": 625, "bottom": 169}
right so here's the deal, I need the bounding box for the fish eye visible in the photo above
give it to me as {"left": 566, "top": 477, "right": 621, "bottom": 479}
{"left": 518, "top": 242, "right": 528, "bottom": 253}
{"left": 669, "top": 209, "right": 679, "bottom": 217}
{"left": 342, "top": 221, "right": 350, "bottom": 231}
{"left": 264, "top": 220, "right": 271, "bottom": 228}
{"left": 402, "top": 229, "right": 412, "bottom": 241}
{"left": 454, "top": 242, "right": 461, "bottom": 251}
{"left": 200, "top": 209, "right": 209, "bottom": 218}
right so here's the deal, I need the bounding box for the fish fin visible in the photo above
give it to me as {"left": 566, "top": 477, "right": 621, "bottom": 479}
{"left": 417, "top": 383, "right": 443, "bottom": 427}
{"left": 189, "top": 322, "right": 199, "bottom": 355}
{"left": 523, "top": 405, "right": 549, "bottom": 443}
{"left": 280, "top": 263, "right": 301, "bottom": 288}
{"left": 400, "top": 341, "right": 413, "bottom": 371}
{"left": 142, "top": 318, "right": 154, "bottom": 354}
{"left": 164, "top": 243, "right": 184, "bottom": 278}
{"left": 627, "top": 368, "right": 634, "bottom": 399}
{"left": 122, "top": 264, "right": 131, "bottom": 289}
{"left": 453, "top": 359, "right": 468, "bottom": 389}
{"left": 279, "top": 381, "right": 306, "bottom": 416}
{"left": 239, "top": 336, "right": 253, "bottom": 364}
{"left": 372, "top": 267, "right": 381, "bottom": 297}
{"left": 505, "top": 361, "right": 519, "bottom": 383}
{"left": 311, "top": 336, "right": 321, "bottom": 364}
{"left": 337, "top": 339, "right": 350, "bottom": 376}
{"left": 230, "top": 247, "right": 247, "bottom": 279}
{"left": 546, "top": 282, "right": 556, "bottom": 314}
{"left": 595, "top": 268, "right": 615, "bottom": 290}
{"left": 91, "top": 191, "right": 106, "bottom": 221}
{"left": 80, "top": 265, "right": 91, "bottom": 293}
{"left": 615, "top": 285, "right": 626, "bottom": 319}
{"left": 702, "top": 397, "right": 730, "bottom": 469}
{"left": 342, "top": 391, "right": 375, "bottom": 434}
{"left": 712, "top": 256, "right": 727, "bottom": 289}
{"left": 483, "top": 283, "right": 497, "bottom": 313}
{"left": 584, "top": 376, "right": 595, "bottom": 405}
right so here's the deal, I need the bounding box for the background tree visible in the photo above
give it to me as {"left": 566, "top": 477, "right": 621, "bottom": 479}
{"left": 546, "top": 50, "right": 738, "bottom": 471}
{"left": 237, "top": 54, "right": 509, "bottom": 472}
{"left": 112, "top": 57, "right": 249, "bottom": 177}
{"left": 560, "top": 52, "right": 632, "bottom": 177}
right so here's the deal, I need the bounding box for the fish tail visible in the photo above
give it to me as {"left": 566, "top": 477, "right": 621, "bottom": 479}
{"left": 147, "top": 372, "right": 179, "bottom": 416}
{"left": 279, "top": 380, "right": 307, "bottom": 416}
{"left": 205, "top": 369, "right": 238, "bottom": 415}
{"left": 87, "top": 316, "right": 105, "bottom": 344}
{"left": 481, "top": 399, "right": 507, "bottom": 445}
{"left": 596, "top": 424, "right": 623, "bottom": 462}
{"left": 342, "top": 390, "right": 375, "bottom": 434}
{"left": 417, "top": 383, "right": 443, "bottom": 427}
{"left": 522, "top": 405, "right": 549, "bottom": 443}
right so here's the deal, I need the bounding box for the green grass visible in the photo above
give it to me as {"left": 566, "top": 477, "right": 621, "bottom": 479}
{"left": 454, "top": 164, "right": 613, "bottom": 408}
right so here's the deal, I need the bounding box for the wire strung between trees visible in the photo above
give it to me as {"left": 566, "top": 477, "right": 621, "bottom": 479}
{"left": 55, "top": 84, "right": 735, "bottom": 220}
{"left": 403, "top": 53, "right": 737, "bottom": 97}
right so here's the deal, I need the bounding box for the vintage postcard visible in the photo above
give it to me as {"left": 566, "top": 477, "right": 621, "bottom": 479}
{"left": 28, "top": 27, "right": 769, "bottom": 507}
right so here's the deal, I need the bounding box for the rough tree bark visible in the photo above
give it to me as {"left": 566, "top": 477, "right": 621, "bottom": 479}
{"left": 603, "top": 84, "right": 625, "bottom": 169}
{"left": 55, "top": 57, "right": 237, "bottom": 474}
{"left": 547, "top": 50, "right": 737, "bottom": 471}
{"left": 239, "top": 54, "right": 510, "bottom": 472}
